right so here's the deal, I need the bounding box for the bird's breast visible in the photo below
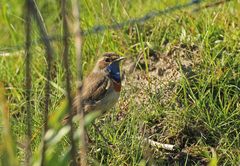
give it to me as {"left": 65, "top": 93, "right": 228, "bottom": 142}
{"left": 112, "top": 80, "right": 121, "bottom": 92}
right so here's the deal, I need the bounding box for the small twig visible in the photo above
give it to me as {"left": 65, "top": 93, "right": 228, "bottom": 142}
{"left": 140, "top": 137, "right": 177, "bottom": 151}
{"left": 71, "top": 0, "right": 87, "bottom": 165}
{"left": 0, "top": 51, "right": 24, "bottom": 57}
{"left": 92, "top": 123, "right": 112, "bottom": 146}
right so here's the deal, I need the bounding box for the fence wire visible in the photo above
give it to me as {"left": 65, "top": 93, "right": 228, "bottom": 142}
{"left": 0, "top": 0, "right": 231, "bottom": 54}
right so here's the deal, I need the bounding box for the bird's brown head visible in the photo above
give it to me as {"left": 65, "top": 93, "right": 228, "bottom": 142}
{"left": 94, "top": 52, "right": 125, "bottom": 71}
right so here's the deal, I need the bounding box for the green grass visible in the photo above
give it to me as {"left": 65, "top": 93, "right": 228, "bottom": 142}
{"left": 1, "top": 0, "right": 240, "bottom": 165}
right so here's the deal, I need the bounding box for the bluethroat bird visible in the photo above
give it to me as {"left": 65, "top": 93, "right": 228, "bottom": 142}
{"left": 63, "top": 52, "right": 125, "bottom": 126}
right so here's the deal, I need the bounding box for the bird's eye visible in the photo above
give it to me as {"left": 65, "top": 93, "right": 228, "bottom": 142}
{"left": 105, "top": 58, "right": 111, "bottom": 62}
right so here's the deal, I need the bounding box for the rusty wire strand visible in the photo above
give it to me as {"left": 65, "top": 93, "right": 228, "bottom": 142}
{"left": 61, "top": 0, "right": 78, "bottom": 165}
{"left": 24, "top": 0, "right": 32, "bottom": 165}
{"left": 193, "top": 0, "right": 231, "bottom": 12}
{"left": 0, "top": 0, "right": 232, "bottom": 53}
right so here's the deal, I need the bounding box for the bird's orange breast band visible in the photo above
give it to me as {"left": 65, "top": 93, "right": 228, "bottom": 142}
{"left": 112, "top": 81, "right": 121, "bottom": 92}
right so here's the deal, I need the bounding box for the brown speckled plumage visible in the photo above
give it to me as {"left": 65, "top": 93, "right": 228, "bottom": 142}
{"left": 62, "top": 52, "right": 124, "bottom": 123}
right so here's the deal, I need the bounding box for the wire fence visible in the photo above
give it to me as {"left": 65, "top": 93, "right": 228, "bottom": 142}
{"left": 0, "top": 0, "right": 231, "bottom": 54}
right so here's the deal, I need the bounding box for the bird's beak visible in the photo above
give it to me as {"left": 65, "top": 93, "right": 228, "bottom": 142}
{"left": 115, "top": 57, "right": 125, "bottom": 62}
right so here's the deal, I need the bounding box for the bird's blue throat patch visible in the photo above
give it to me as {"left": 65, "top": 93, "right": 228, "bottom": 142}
{"left": 107, "top": 61, "right": 121, "bottom": 83}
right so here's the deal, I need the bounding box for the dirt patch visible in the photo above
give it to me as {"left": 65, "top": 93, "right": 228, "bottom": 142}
{"left": 117, "top": 43, "right": 206, "bottom": 164}
{"left": 120, "top": 43, "right": 200, "bottom": 109}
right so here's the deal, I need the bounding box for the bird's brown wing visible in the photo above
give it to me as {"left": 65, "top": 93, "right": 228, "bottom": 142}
{"left": 62, "top": 72, "right": 110, "bottom": 124}
{"left": 81, "top": 72, "right": 111, "bottom": 103}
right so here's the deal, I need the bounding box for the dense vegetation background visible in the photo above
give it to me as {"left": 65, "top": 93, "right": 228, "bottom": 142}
{"left": 0, "top": 0, "right": 239, "bottom": 165}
